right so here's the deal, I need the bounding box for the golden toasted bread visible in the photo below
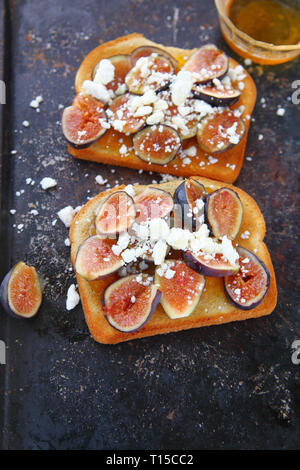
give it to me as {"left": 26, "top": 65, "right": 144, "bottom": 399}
{"left": 69, "top": 176, "right": 277, "bottom": 344}
{"left": 67, "top": 33, "right": 256, "bottom": 183}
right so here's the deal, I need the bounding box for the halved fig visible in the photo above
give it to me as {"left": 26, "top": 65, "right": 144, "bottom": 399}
{"left": 224, "top": 246, "right": 270, "bottom": 310}
{"left": 95, "top": 191, "right": 136, "bottom": 236}
{"left": 108, "top": 93, "right": 146, "bottom": 134}
{"left": 0, "top": 262, "right": 42, "bottom": 319}
{"left": 183, "top": 250, "right": 239, "bottom": 277}
{"left": 205, "top": 187, "right": 243, "bottom": 240}
{"left": 183, "top": 44, "right": 228, "bottom": 83}
{"left": 134, "top": 187, "right": 174, "bottom": 223}
{"left": 192, "top": 83, "right": 241, "bottom": 106}
{"left": 75, "top": 235, "right": 123, "bottom": 281}
{"left": 174, "top": 178, "right": 206, "bottom": 230}
{"left": 155, "top": 260, "right": 205, "bottom": 319}
{"left": 197, "top": 110, "right": 245, "bottom": 154}
{"left": 125, "top": 54, "right": 174, "bottom": 95}
{"left": 159, "top": 90, "right": 198, "bottom": 140}
{"left": 102, "top": 274, "right": 161, "bottom": 332}
{"left": 62, "top": 94, "right": 108, "bottom": 148}
{"left": 133, "top": 124, "right": 181, "bottom": 165}
{"left": 131, "top": 46, "right": 178, "bottom": 70}
{"left": 92, "top": 55, "right": 132, "bottom": 93}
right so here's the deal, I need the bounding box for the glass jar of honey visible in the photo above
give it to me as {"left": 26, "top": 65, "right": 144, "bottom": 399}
{"left": 214, "top": 0, "right": 300, "bottom": 64}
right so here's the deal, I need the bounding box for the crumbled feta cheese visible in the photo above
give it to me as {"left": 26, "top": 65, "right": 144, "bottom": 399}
{"left": 40, "top": 177, "right": 57, "bottom": 190}
{"left": 277, "top": 107, "right": 285, "bottom": 117}
{"left": 95, "top": 174, "right": 108, "bottom": 185}
{"left": 57, "top": 206, "right": 75, "bottom": 227}
{"left": 82, "top": 80, "right": 110, "bottom": 103}
{"left": 124, "top": 184, "right": 135, "bottom": 197}
{"left": 66, "top": 284, "right": 80, "bottom": 311}
{"left": 93, "top": 59, "right": 115, "bottom": 85}
{"left": 171, "top": 70, "right": 194, "bottom": 106}
{"left": 152, "top": 239, "right": 168, "bottom": 265}
{"left": 22, "top": 120, "right": 30, "bottom": 127}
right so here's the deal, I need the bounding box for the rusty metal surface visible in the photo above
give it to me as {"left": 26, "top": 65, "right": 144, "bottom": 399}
{"left": 0, "top": 0, "right": 299, "bottom": 450}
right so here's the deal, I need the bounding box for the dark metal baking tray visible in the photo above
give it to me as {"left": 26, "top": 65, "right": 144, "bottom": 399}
{"left": 0, "top": 0, "right": 299, "bottom": 450}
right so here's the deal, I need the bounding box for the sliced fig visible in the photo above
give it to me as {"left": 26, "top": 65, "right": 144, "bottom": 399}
{"left": 125, "top": 54, "right": 174, "bottom": 95}
{"left": 192, "top": 83, "right": 241, "bottom": 106}
{"left": 108, "top": 93, "right": 146, "bottom": 134}
{"left": 159, "top": 90, "right": 198, "bottom": 140}
{"left": 155, "top": 260, "right": 205, "bottom": 319}
{"left": 183, "top": 250, "right": 239, "bottom": 277}
{"left": 95, "top": 191, "right": 136, "bottom": 236}
{"left": 131, "top": 46, "right": 178, "bottom": 70}
{"left": 134, "top": 187, "right": 174, "bottom": 223}
{"left": 174, "top": 178, "right": 206, "bottom": 230}
{"left": 62, "top": 94, "right": 108, "bottom": 148}
{"left": 205, "top": 187, "right": 243, "bottom": 241}
{"left": 224, "top": 246, "right": 270, "bottom": 310}
{"left": 0, "top": 262, "right": 42, "bottom": 319}
{"left": 183, "top": 44, "right": 228, "bottom": 84}
{"left": 197, "top": 110, "right": 245, "bottom": 154}
{"left": 102, "top": 274, "right": 161, "bottom": 332}
{"left": 92, "top": 55, "right": 132, "bottom": 93}
{"left": 75, "top": 235, "right": 123, "bottom": 281}
{"left": 133, "top": 124, "right": 181, "bottom": 165}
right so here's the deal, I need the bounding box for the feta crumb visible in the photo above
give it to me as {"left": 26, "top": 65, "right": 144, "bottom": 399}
{"left": 57, "top": 206, "right": 75, "bottom": 227}
{"left": 22, "top": 120, "right": 30, "bottom": 127}
{"left": 277, "top": 107, "right": 285, "bottom": 117}
{"left": 95, "top": 174, "right": 108, "bottom": 185}
{"left": 40, "top": 177, "right": 57, "bottom": 190}
{"left": 66, "top": 284, "right": 80, "bottom": 311}
{"left": 93, "top": 59, "right": 115, "bottom": 85}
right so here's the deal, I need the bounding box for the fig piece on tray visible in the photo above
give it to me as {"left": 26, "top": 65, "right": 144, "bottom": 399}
{"left": 155, "top": 260, "right": 205, "bottom": 319}
{"left": 183, "top": 250, "right": 240, "bottom": 278}
{"left": 131, "top": 45, "right": 178, "bottom": 70}
{"left": 125, "top": 54, "right": 174, "bottom": 95}
{"left": 75, "top": 235, "right": 123, "bottom": 281}
{"left": 95, "top": 191, "right": 136, "bottom": 236}
{"left": 192, "top": 83, "right": 241, "bottom": 106}
{"left": 224, "top": 246, "right": 270, "bottom": 310}
{"left": 102, "top": 274, "right": 161, "bottom": 332}
{"left": 62, "top": 94, "right": 108, "bottom": 148}
{"left": 205, "top": 187, "right": 243, "bottom": 240}
{"left": 108, "top": 93, "right": 147, "bottom": 135}
{"left": 0, "top": 262, "right": 42, "bottom": 319}
{"left": 173, "top": 178, "right": 206, "bottom": 230}
{"left": 183, "top": 44, "right": 229, "bottom": 83}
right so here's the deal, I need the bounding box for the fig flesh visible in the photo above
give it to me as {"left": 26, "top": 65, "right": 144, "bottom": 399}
{"left": 0, "top": 262, "right": 42, "bottom": 319}
{"left": 205, "top": 187, "right": 243, "bottom": 240}
{"left": 95, "top": 191, "right": 136, "bottom": 236}
{"left": 173, "top": 178, "right": 206, "bottom": 230}
{"left": 197, "top": 110, "right": 245, "bottom": 154}
{"left": 155, "top": 260, "right": 205, "bottom": 319}
{"left": 131, "top": 46, "right": 178, "bottom": 70}
{"left": 102, "top": 274, "right": 161, "bottom": 332}
{"left": 183, "top": 45, "right": 228, "bottom": 83}
{"left": 75, "top": 235, "right": 123, "bottom": 281}
{"left": 134, "top": 187, "right": 174, "bottom": 223}
{"left": 62, "top": 94, "right": 108, "bottom": 148}
{"left": 125, "top": 54, "right": 174, "bottom": 95}
{"left": 92, "top": 54, "right": 132, "bottom": 94}
{"left": 224, "top": 246, "right": 270, "bottom": 310}
{"left": 192, "top": 84, "right": 241, "bottom": 106}
{"left": 108, "top": 93, "right": 146, "bottom": 135}
{"left": 183, "top": 250, "right": 239, "bottom": 277}
{"left": 133, "top": 124, "right": 181, "bottom": 165}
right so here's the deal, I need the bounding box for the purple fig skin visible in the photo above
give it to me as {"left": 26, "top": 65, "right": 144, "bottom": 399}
{"left": 0, "top": 263, "right": 42, "bottom": 319}
{"left": 223, "top": 246, "right": 270, "bottom": 310}
{"left": 192, "top": 85, "right": 241, "bottom": 106}
{"left": 102, "top": 277, "right": 161, "bottom": 332}
{"left": 204, "top": 187, "right": 243, "bottom": 240}
{"left": 182, "top": 250, "right": 239, "bottom": 278}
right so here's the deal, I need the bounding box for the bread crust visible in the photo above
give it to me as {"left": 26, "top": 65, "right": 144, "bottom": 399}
{"left": 68, "top": 33, "right": 257, "bottom": 183}
{"left": 69, "top": 176, "right": 277, "bottom": 344}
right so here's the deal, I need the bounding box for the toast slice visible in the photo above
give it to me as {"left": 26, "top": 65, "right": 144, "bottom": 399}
{"left": 69, "top": 176, "right": 277, "bottom": 344}
{"left": 67, "top": 33, "right": 256, "bottom": 183}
